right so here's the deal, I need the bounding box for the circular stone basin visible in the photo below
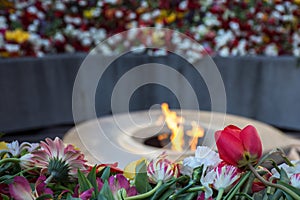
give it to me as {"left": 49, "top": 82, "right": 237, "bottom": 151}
{"left": 63, "top": 110, "right": 299, "bottom": 168}
{"left": 132, "top": 124, "right": 206, "bottom": 150}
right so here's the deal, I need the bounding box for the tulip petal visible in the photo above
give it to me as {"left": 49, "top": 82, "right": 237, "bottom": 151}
{"left": 239, "top": 125, "right": 262, "bottom": 159}
{"left": 9, "top": 176, "right": 34, "bottom": 200}
{"left": 215, "top": 130, "right": 244, "bottom": 166}
{"left": 115, "top": 174, "right": 130, "bottom": 190}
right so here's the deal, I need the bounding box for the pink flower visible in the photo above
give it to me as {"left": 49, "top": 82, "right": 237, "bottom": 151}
{"left": 9, "top": 176, "right": 34, "bottom": 200}
{"left": 202, "top": 164, "right": 240, "bottom": 192}
{"left": 215, "top": 125, "right": 262, "bottom": 168}
{"left": 212, "top": 164, "right": 240, "bottom": 191}
{"left": 147, "top": 153, "right": 179, "bottom": 184}
{"left": 73, "top": 185, "right": 94, "bottom": 200}
{"left": 290, "top": 173, "right": 300, "bottom": 189}
{"left": 107, "top": 174, "right": 137, "bottom": 198}
{"left": 9, "top": 176, "right": 52, "bottom": 200}
{"left": 32, "top": 137, "right": 87, "bottom": 181}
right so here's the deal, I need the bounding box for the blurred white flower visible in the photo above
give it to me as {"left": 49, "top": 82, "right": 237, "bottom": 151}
{"left": 196, "top": 25, "right": 209, "bottom": 36}
{"left": 55, "top": 2, "right": 66, "bottom": 11}
{"left": 5, "top": 44, "right": 20, "bottom": 52}
{"left": 131, "top": 44, "right": 146, "bottom": 53}
{"left": 229, "top": 21, "right": 239, "bottom": 31}
{"left": 104, "top": 0, "right": 118, "bottom": 4}
{"left": 65, "top": 44, "right": 75, "bottom": 53}
{"left": 9, "top": 14, "right": 17, "bottom": 21}
{"left": 204, "top": 13, "right": 220, "bottom": 26}
{"left": 200, "top": 171, "right": 214, "bottom": 199}
{"left": 115, "top": 10, "right": 123, "bottom": 18}
{"left": 79, "top": 0, "right": 87, "bottom": 6}
{"left": 28, "top": 24, "right": 37, "bottom": 32}
{"left": 37, "top": 11, "right": 45, "bottom": 19}
{"left": 219, "top": 47, "right": 230, "bottom": 57}
{"left": 152, "top": 9, "right": 161, "bottom": 18}
{"left": 237, "top": 39, "right": 247, "bottom": 56}
{"left": 19, "top": 154, "right": 34, "bottom": 169}
{"left": 82, "top": 38, "right": 92, "bottom": 46}
{"left": 179, "top": 1, "right": 188, "bottom": 10}
{"left": 73, "top": 17, "right": 82, "bottom": 25}
{"left": 264, "top": 43, "right": 278, "bottom": 56}
{"left": 27, "top": 6, "right": 38, "bottom": 14}
{"left": 181, "top": 146, "right": 221, "bottom": 176}
{"left": 271, "top": 161, "right": 300, "bottom": 179}
{"left": 54, "top": 32, "right": 65, "bottom": 42}
{"left": 141, "top": 13, "right": 151, "bottom": 21}
{"left": 215, "top": 30, "right": 234, "bottom": 49}
{"left": 275, "top": 4, "right": 285, "bottom": 12}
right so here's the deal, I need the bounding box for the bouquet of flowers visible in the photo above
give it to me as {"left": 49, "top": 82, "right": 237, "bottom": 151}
{"left": 1, "top": 124, "right": 300, "bottom": 200}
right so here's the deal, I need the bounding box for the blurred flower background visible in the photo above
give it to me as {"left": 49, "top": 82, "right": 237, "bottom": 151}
{"left": 0, "top": 0, "right": 300, "bottom": 58}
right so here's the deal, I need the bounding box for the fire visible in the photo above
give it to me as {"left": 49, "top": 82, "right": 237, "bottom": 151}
{"left": 160, "top": 103, "right": 204, "bottom": 151}
{"left": 186, "top": 121, "right": 205, "bottom": 151}
{"left": 161, "top": 103, "right": 185, "bottom": 151}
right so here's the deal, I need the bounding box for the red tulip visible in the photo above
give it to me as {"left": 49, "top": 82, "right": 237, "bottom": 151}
{"left": 215, "top": 125, "right": 262, "bottom": 168}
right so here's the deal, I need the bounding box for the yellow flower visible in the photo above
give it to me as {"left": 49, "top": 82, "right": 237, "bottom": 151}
{"left": 295, "top": 0, "right": 300, "bottom": 5}
{"left": 165, "top": 12, "right": 176, "bottom": 24}
{"left": 0, "top": 141, "right": 7, "bottom": 150}
{"left": 83, "top": 8, "right": 95, "bottom": 19}
{"left": 263, "top": 35, "right": 270, "bottom": 43}
{"left": 5, "top": 29, "right": 30, "bottom": 43}
{"left": 152, "top": 30, "right": 165, "bottom": 46}
{"left": 123, "top": 158, "right": 145, "bottom": 180}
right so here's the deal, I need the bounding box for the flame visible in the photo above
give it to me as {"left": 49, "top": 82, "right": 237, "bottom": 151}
{"left": 160, "top": 103, "right": 204, "bottom": 151}
{"left": 186, "top": 121, "right": 205, "bottom": 151}
{"left": 161, "top": 103, "right": 184, "bottom": 151}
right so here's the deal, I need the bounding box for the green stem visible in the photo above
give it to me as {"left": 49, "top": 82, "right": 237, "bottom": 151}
{"left": 242, "top": 171, "right": 256, "bottom": 196}
{"left": 225, "top": 171, "right": 251, "bottom": 200}
{"left": 45, "top": 173, "right": 55, "bottom": 185}
{"left": 216, "top": 188, "right": 225, "bottom": 200}
{"left": 0, "top": 158, "right": 20, "bottom": 165}
{"left": 185, "top": 186, "right": 205, "bottom": 193}
{"left": 248, "top": 164, "right": 300, "bottom": 200}
{"left": 168, "top": 180, "right": 195, "bottom": 199}
{"left": 125, "top": 180, "right": 163, "bottom": 200}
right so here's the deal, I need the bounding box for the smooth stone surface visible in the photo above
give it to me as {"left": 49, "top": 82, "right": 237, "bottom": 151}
{"left": 64, "top": 110, "right": 300, "bottom": 168}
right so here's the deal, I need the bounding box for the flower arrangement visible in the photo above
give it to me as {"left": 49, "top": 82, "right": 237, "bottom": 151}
{"left": 0, "top": 0, "right": 300, "bottom": 58}
{"left": 1, "top": 124, "right": 300, "bottom": 199}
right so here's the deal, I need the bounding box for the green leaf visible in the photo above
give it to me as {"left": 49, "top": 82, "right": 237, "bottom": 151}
{"left": 0, "top": 174, "right": 15, "bottom": 184}
{"left": 277, "top": 180, "right": 300, "bottom": 196}
{"left": 87, "top": 165, "right": 99, "bottom": 196}
{"left": 134, "top": 160, "right": 152, "bottom": 194}
{"left": 101, "top": 167, "right": 111, "bottom": 181}
{"left": 151, "top": 179, "right": 177, "bottom": 200}
{"left": 176, "top": 193, "right": 197, "bottom": 200}
{"left": 0, "top": 194, "right": 9, "bottom": 200}
{"left": 98, "top": 180, "right": 114, "bottom": 200}
{"left": 97, "top": 194, "right": 109, "bottom": 200}
{"left": 157, "top": 188, "right": 175, "bottom": 200}
{"left": 279, "top": 169, "right": 290, "bottom": 183}
{"left": 36, "top": 194, "right": 54, "bottom": 200}
{"left": 66, "top": 193, "right": 81, "bottom": 200}
{"left": 253, "top": 190, "right": 265, "bottom": 200}
{"left": 77, "top": 169, "right": 93, "bottom": 194}
{"left": 271, "top": 189, "right": 284, "bottom": 200}
{"left": 236, "top": 193, "right": 254, "bottom": 200}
